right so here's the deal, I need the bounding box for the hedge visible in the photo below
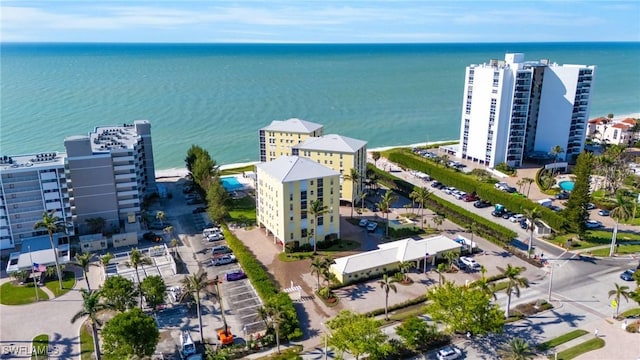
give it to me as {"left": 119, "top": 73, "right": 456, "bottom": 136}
{"left": 369, "top": 164, "right": 517, "bottom": 245}
{"left": 385, "top": 149, "right": 568, "bottom": 231}
{"left": 364, "top": 294, "right": 428, "bottom": 318}
{"left": 222, "top": 225, "right": 303, "bottom": 340}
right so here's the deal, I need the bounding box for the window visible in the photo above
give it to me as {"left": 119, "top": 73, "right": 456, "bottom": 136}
{"left": 301, "top": 228, "right": 308, "bottom": 238}
{"left": 318, "top": 216, "right": 324, "bottom": 226}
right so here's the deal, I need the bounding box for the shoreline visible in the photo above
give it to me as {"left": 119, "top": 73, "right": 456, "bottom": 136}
{"left": 155, "top": 112, "right": 640, "bottom": 179}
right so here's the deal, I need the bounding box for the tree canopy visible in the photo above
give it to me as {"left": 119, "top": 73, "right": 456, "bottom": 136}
{"left": 140, "top": 275, "right": 167, "bottom": 310}
{"left": 425, "top": 281, "right": 504, "bottom": 335}
{"left": 565, "top": 152, "right": 594, "bottom": 238}
{"left": 101, "top": 276, "right": 137, "bottom": 312}
{"left": 327, "top": 310, "right": 389, "bottom": 360}
{"left": 101, "top": 308, "right": 159, "bottom": 359}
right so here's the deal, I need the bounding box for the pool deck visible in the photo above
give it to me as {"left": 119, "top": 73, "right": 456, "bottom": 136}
{"left": 220, "top": 174, "right": 254, "bottom": 191}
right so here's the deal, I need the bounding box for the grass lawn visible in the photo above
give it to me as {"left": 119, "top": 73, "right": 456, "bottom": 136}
{"left": 220, "top": 164, "right": 256, "bottom": 176}
{"left": 44, "top": 271, "right": 76, "bottom": 297}
{"left": 388, "top": 303, "right": 428, "bottom": 322}
{"left": 0, "top": 281, "right": 49, "bottom": 305}
{"left": 552, "top": 337, "right": 605, "bottom": 360}
{"left": 278, "top": 240, "right": 361, "bottom": 262}
{"left": 537, "top": 329, "right": 588, "bottom": 351}
{"left": 228, "top": 196, "right": 256, "bottom": 224}
{"left": 80, "top": 324, "right": 95, "bottom": 360}
{"left": 257, "top": 344, "right": 303, "bottom": 359}
{"left": 590, "top": 243, "right": 640, "bottom": 256}
{"left": 31, "top": 334, "right": 48, "bottom": 360}
{"left": 552, "top": 230, "right": 640, "bottom": 251}
{"left": 618, "top": 307, "right": 640, "bottom": 319}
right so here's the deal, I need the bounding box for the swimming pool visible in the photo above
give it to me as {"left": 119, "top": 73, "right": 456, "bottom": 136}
{"left": 558, "top": 180, "right": 575, "bottom": 192}
{"left": 220, "top": 176, "right": 244, "bottom": 192}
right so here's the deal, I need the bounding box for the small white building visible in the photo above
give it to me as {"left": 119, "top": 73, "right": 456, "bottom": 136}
{"left": 330, "top": 236, "right": 462, "bottom": 284}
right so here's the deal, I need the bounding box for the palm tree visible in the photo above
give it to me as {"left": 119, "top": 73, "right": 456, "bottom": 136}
{"left": 608, "top": 283, "right": 631, "bottom": 317}
{"left": 71, "top": 289, "right": 112, "bottom": 360}
{"left": 169, "top": 238, "right": 179, "bottom": 257}
{"left": 498, "top": 264, "right": 529, "bottom": 318}
{"left": 73, "top": 252, "right": 97, "bottom": 291}
{"left": 343, "top": 168, "right": 360, "bottom": 219}
{"left": 443, "top": 251, "right": 458, "bottom": 271}
{"left": 523, "top": 208, "right": 541, "bottom": 259}
{"left": 308, "top": 199, "right": 329, "bottom": 254}
{"left": 516, "top": 179, "right": 525, "bottom": 193}
{"left": 180, "top": 271, "right": 213, "bottom": 342}
{"left": 156, "top": 210, "right": 166, "bottom": 227}
{"left": 378, "top": 191, "right": 396, "bottom": 238}
{"left": 360, "top": 191, "right": 368, "bottom": 213}
{"left": 264, "top": 302, "right": 286, "bottom": 353}
{"left": 498, "top": 337, "right": 535, "bottom": 360}
{"left": 471, "top": 277, "right": 497, "bottom": 300}
{"left": 398, "top": 261, "right": 414, "bottom": 282}
{"left": 371, "top": 151, "right": 381, "bottom": 167}
{"left": 522, "top": 177, "right": 535, "bottom": 198}
{"left": 125, "top": 248, "right": 153, "bottom": 308}
{"left": 410, "top": 187, "right": 432, "bottom": 229}
{"left": 609, "top": 195, "right": 632, "bottom": 256}
{"left": 378, "top": 274, "right": 398, "bottom": 321}
{"left": 550, "top": 145, "right": 565, "bottom": 175}
{"left": 436, "top": 263, "right": 448, "bottom": 285}
{"left": 431, "top": 214, "right": 445, "bottom": 230}
{"left": 465, "top": 222, "right": 478, "bottom": 255}
{"left": 34, "top": 210, "right": 66, "bottom": 290}
{"left": 163, "top": 225, "right": 174, "bottom": 238}
{"left": 210, "top": 275, "right": 230, "bottom": 337}
{"left": 100, "top": 253, "right": 113, "bottom": 280}
{"left": 310, "top": 257, "right": 326, "bottom": 290}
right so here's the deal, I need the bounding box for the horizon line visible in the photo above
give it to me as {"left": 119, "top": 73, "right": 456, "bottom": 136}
{"left": 2, "top": 40, "right": 639, "bottom": 45}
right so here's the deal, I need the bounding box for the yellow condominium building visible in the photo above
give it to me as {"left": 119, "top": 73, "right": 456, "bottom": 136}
{"left": 259, "top": 118, "right": 324, "bottom": 162}
{"left": 256, "top": 156, "right": 340, "bottom": 252}
{"left": 292, "top": 134, "right": 367, "bottom": 204}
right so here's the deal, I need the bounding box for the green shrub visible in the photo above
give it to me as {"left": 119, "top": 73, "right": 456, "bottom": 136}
{"left": 222, "top": 226, "right": 302, "bottom": 340}
{"left": 364, "top": 295, "right": 428, "bottom": 317}
{"left": 495, "top": 162, "right": 516, "bottom": 176}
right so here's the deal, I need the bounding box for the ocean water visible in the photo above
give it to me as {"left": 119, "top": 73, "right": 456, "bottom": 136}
{"left": 1, "top": 42, "right": 639, "bottom": 170}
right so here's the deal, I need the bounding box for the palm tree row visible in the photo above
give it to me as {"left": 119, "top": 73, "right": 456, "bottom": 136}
{"left": 377, "top": 190, "right": 397, "bottom": 238}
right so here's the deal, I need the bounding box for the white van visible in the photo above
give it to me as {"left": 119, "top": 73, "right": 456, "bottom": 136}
{"left": 203, "top": 227, "right": 222, "bottom": 237}
{"left": 181, "top": 330, "right": 196, "bottom": 357}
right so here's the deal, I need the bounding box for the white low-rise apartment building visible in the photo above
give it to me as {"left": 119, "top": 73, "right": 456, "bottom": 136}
{"left": 457, "top": 53, "right": 596, "bottom": 168}
{"left": 259, "top": 118, "right": 324, "bottom": 162}
{"left": 587, "top": 116, "right": 638, "bottom": 146}
{"left": 256, "top": 156, "right": 340, "bottom": 251}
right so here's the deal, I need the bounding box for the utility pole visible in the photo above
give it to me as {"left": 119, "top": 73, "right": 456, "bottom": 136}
{"left": 547, "top": 264, "right": 554, "bottom": 302}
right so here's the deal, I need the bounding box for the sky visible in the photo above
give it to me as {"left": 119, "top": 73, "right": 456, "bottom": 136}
{"left": 1, "top": 1, "right": 639, "bottom": 43}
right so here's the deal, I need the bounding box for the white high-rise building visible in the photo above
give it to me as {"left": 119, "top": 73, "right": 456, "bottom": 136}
{"left": 457, "top": 53, "right": 596, "bottom": 168}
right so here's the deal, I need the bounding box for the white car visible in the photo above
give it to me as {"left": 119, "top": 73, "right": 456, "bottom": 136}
{"left": 436, "top": 345, "right": 462, "bottom": 360}
{"left": 509, "top": 214, "right": 524, "bottom": 223}
{"left": 359, "top": 219, "right": 369, "bottom": 227}
{"left": 212, "top": 254, "right": 236, "bottom": 266}
{"left": 454, "top": 191, "right": 467, "bottom": 200}
{"left": 585, "top": 220, "right": 603, "bottom": 229}
{"left": 366, "top": 222, "right": 378, "bottom": 232}
{"left": 459, "top": 256, "right": 481, "bottom": 270}
{"left": 207, "top": 233, "right": 224, "bottom": 242}
{"left": 443, "top": 187, "right": 457, "bottom": 195}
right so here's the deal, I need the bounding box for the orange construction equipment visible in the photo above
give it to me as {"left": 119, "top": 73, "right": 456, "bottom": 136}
{"left": 217, "top": 328, "right": 234, "bottom": 346}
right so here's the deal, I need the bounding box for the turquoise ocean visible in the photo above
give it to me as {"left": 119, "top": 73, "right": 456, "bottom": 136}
{"left": 1, "top": 42, "right": 639, "bottom": 170}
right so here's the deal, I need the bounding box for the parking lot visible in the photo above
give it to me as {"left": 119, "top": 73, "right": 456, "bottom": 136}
{"left": 151, "top": 178, "right": 266, "bottom": 357}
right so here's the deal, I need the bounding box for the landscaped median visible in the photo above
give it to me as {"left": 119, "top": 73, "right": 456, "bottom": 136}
{"left": 222, "top": 225, "right": 303, "bottom": 341}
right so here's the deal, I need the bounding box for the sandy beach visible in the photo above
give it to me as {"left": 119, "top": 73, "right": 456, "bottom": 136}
{"left": 155, "top": 112, "right": 639, "bottom": 179}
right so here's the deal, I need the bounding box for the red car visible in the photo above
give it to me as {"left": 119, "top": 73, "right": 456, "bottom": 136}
{"left": 462, "top": 194, "right": 479, "bottom": 202}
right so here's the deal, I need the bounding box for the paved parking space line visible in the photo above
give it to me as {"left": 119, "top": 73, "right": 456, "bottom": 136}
{"left": 224, "top": 283, "right": 250, "bottom": 291}
{"left": 228, "top": 290, "right": 256, "bottom": 298}
{"left": 244, "top": 320, "right": 264, "bottom": 327}
{"left": 237, "top": 304, "right": 262, "bottom": 312}
{"left": 230, "top": 297, "right": 261, "bottom": 305}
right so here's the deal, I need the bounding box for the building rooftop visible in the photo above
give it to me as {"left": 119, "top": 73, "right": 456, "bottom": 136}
{"left": 256, "top": 156, "right": 339, "bottom": 183}
{"left": 6, "top": 235, "right": 71, "bottom": 273}
{"left": 89, "top": 120, "right": 149, "bottom": 153}
{"left": 260, "top": 118, "right": 323, "bottom": 133}
{"left": 0, "top": 152, "right": 65, "bottom": 172}
{"left": 331, "top": 236, "right": 461, "bottom": 275}
{"left": 293, "top": 134, "right": 367, "bottom": 153}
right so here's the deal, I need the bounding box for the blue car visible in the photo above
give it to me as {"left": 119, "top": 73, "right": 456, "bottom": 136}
{"left": 519, "top": 219, "right": 529, "bottom": 229}
{"left": 620, "top": 269, "right": 636, "bottom": 281}
{"left": 225, "top": 269, "right": 247, "bottom": 282}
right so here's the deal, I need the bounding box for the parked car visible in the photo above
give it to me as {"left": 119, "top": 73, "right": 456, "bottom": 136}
{"left": 443, "top": 187, "right": 457, "bottom": 195}
{"left": 225, "top": 269, "right": 247, "bottom": 281}
{"left": 454, "top": 191, "right": 467, "bottom": 200}
{"left": 359, "top": 219, "right": 369, "bottom": 227}
{"left": 620, "top": 269, "right": 636, "bottom": 281}
{"left": 436, "top": 345, "right": 462, "bottom": 360}
{"left": 509, "top": 214, "right": 525, "bottom": 223}
{"left": 474, "top": 200, "right": 491, "bottom": 208}
{"left": 431, "top": 181, "right": 444, "bottom": 189}
{"left": 501, "top": 211, "right": 513, "bottom": 220}
{"left": 203, "top": 227, "right": 222, "bottom": 236}
{"left": 459, "top": 256, "right": 480, "bottom": 270}
{"left": 585, "top": 220, "right": 603, "bottom": 229}
{"left": 598, "top": 209, "right": 610, "bottom": 216}
{"left": 556, "top": 191, "right": 570, "bottom": 200}
{"left": 366, "top": 222, "right": 378, "bottom": 232}
{"left": 587, "top": 203, "right": 596, "bottom": 210}
{"left": 212, "top": 254, "right": 237, "bottom": 266}
{"left": 519, "top": 219, "right": 529, "bottom": 229}
{"left": 192, "top": 206, "right": 207, "bottom": 214}
{"left": 207, "top": 233, "right": 224, "bottom": 242}
{"left": 549, "top": 205, "right": 562, "bottom": 212}
{"left": 453, "top": 258, "right": 468, "bottom": 271}
{"left": 462, "top": 193, "right": 479, "bottom": 202}
{"left": 211, "top": 245, "right": 232, "bottom": 255}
